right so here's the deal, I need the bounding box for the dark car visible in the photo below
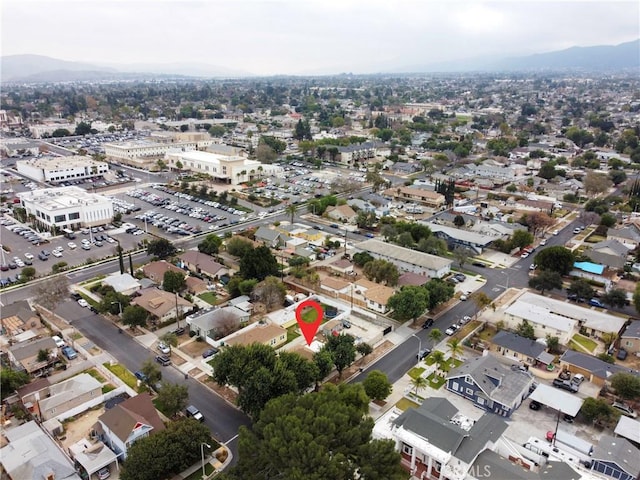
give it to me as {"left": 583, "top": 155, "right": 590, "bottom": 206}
{"left": 8, "top": 262, "right": 17, "bottom": 270}
{"left": 417, "top": 348, "right": 431, "bottom": 360}
{"left": 155, "top": 355, "right": 171, "bottom": 366}
{"left": 529, "top": 400, "right": 541, "bottom": 410}
{"left": 422, "top": 318, "right": 434, "bottom": 329}
{"left": 174, "top": 327, "right": 186, "bottom": 336}
{"left": 38, "top": 253, "right": 49, "bottom": 261}
{"left": 472, "top": 261, "right": 486, "bottom": 268}
{"left": 185, "top": 405, "right": 204, "bottom": 422}
{"left": 70, "top": 292, "right": 82, "bottom": 300}
{"left": 552, "top": 378, "right": 579, "bottom": 393}
{"left": 454, "top": 273, "right": 466, "bottom": 282}
{"left": 134, "top": 370, "right": 148, "bottom": 382}
{"left": 617, "top": 349, "right": 628, "bottom": 361}
{"left": 202, "top": 348, "right": 219, "bottom": 358}
{"left": 89, "top": 305, "right": 99, "bottom": 313}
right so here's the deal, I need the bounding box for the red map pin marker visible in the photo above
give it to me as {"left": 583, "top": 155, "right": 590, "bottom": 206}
{"left": 295, "top": 299, "right": 323, "bottom": 346}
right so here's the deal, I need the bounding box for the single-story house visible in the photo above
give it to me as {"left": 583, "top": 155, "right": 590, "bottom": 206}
{"left": 185, "top": 276, "right": 208, "bottom": 295}
{"left": 383, "top": 186, "right": 446, "bottom": 210}
{"left": 620, "top": 320, "right": 640, "bottom": 356}
{"left": 607, "top": 225, "right": 640, "bottom": 249}
{"left": 186, "top": 306, "right": 249, "bottom": 341}
{"left": 503, "top": 300, "right": 577, "bottom": 345}
{"left": 131, "top": 288, "right": 193, "bottom": 323}
{"left": 228, "top": 295, "right": 253, "bottom": 313}
{"left": 585, "top": 240, "right": 630, "bottom": 270}
{"left": 571, "top": 261, "right": 614, "bottom": 290}
{"left": 469, "top": 449, "right": 580, "bottom": 480}
{"left": 0, "top": 421, "right": 81, "bottom": 480}
{"left": 446, "top": 354, "right": 535, "bottom": 417}
{"left": 491, "top": 331, "right": 551, "bottom": 367}
{"left": 328, "top": 258, "right": 354, "bottom": 275}
{"left": 8, "top": 337, "right": 58, "bottom": 374}
{"left": 559, "top": 350, "right": 640, "bottom": 387}
{"left": 590, "top": 435, "right": 640, "bottom": 480}
{"left": 224, "top": 322, "right": 288, "bottom": 349}
{"left": 422, "top": 222, "right": 496, "bottom": 255}
{"left": 1, "top": 300, "right": 41, "bottom": 337}
{"left": 326, "top": 204, "right": 358, "bottom": 224}
{"left": 354, "top": 239, "right": 452, "bottom": 278}
{"left": 141, "top": 260, "right": 183, "bottom": 283}
{"left": 397, "top": 272, "right": 429, "bottom": 287}
{"left": 362, "top": 285, "right": 395, "bottom": 314}
{"left": 179, "top": 250, "right": 228, "bottom": 279}
{"left": 102, "top": 273, "right": 142, "bottom": 296}
{"left": 95, "top": 393, "right": 165, "bottom": 460}
{"left": 320, "top": 277, "right": 351, "bottom": 296}
{"left": 254, "top": 226, "right": 287, "bottom": 248}
{"left": 38, "top": 373, "right": 102, "bottom": 421}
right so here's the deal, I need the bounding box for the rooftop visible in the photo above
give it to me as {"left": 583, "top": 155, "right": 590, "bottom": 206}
{"left": 355, "top": 238, "right": 452, "bottom": 271}
{"left": 17, "top": 186, "right": 111, "bottom": 210}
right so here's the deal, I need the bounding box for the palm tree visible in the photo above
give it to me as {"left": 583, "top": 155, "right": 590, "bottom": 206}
{"left": 447, "top": 338, "right": 463, "bottom": 362}
{"left": 410, "top": 376, "right": 428, "bottom": 396}
{"left": 428, "top": 328, "right": 443, "bottom": 345}
{"left": 431, "top": 351, "right": 446, "bottom": 371}
{"left": 601, "top": 332, "right": 617, "bottom": 351}
{"left": 285, "top": 204, "right": 297, "bottom": 224}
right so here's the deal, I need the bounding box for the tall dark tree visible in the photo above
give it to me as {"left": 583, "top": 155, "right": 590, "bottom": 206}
{"left": 221, "top": 384, "right": 406, "bottom": 480}
{"left": 534, "top": 246, "right": 575, "bottom": 275}
{"left": 239, "top": 245, "right": 279, "bottom": 281}
{"left": 528, "top": 270, "right": 563, "bottom": 294}
{"left": 147, "top": 238, "right": 177, "bottom": 259}
{"left": 322, "top": 334, "right": 357, "bottom": 379}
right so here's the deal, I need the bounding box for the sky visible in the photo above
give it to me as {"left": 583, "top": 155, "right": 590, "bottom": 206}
{"left": 2, "top": 0, "right": 639, "bottom": 75}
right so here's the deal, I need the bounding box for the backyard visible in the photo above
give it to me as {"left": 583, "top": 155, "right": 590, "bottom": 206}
{"left": 198, "top": 291, "right": 217, "bottom": 305}
{"left": 571, "top": 334, "right": 598, "bottom": 353}
{"left": 103, "top": 362, "right": 138, "bottom": 389}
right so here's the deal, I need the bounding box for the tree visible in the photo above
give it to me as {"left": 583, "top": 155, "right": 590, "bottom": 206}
{"left": 363, "top": 370, "right": 392, "bottom": 401}
{"left": 352, "top": 251, "right": 374, "bottom": 267}
{"left": 534, "top": 246, "right": 575, "bottom": 275}
{"left": 635, "top": 283, "right": 640, "bottom": 315}
{"left": 387, "top": 286, "right": 429, "bottom": 322}
{"left": 601, "top": 288, "right": 628, "bottom": 308}
{"left": 523, "top": 212, "right": 554, "bottom": 238}
{"left": 1, "top": 368, "right": 30, "bottom": 400}
{"left": 159, "top": 332, "right": 178, "bottom": 353}
{"left": 584, "top": 171, "right": 612, "bottom": 195}
{"left": 356, "top": 342, "right": 373, "bottom": 364}
{"left": 580, "top": 397, "right": 616, "bottom": 425}
{"left": 417, "top": 236, "right": 447, "bottom": 255}
{"left": 516, "top": 320, "right": 535, "bottom": 339}
{"left": 239, "top": 246, "right": 279, "bottom": 281}
{"left": 21, "top": 266, "right": 36, "bottom": 280}
{"left": 430, "top": 350, "right": 446, "bottom": 371}
{"left": 447, "top": 338, "right": 463, "bottom": 361}
{"left": 37, "top": 349, "right": 50, "bottom": 362}
{"left": 122, "top": 305, "right": 148, "bottom": 327}
{"left": 163, "top": 270, "right": 186, "bottom": 294}
{"left": 428, "top": 328, "right": 443, "bottom": 345}
{"left": 471, "top": 291, "right": 491, "bottom": 317}
{"left": 538, "top": 163, "right": 557, "bottom": 180}
{"left": 453, "top": 246, "right": 472, "bottom": 268}
{"left": 211, "top": 344, "right": 317, "bottom": 417}
{"left": 99, "top": 290, "right": 130, "bottom": 315}
{"left": 222, "top": 384, "right": 405, "bottom": 480}
{"left": 197, "top": 233, "right": 223, "bottom": 255}
{"left": 313, "top": 349, "right": 334, "bottom": 385}
{"left": 579, "top": 210, "right": 601, "bottom": 229}
{"left": 424, "top": 279, "right": 455, "bottom": 310}
{"left": 155, "top": 382, "right": 189, "bottom": 417}
{"left": 610, "top": 372, "right": 640, "bottom": 400}
{"left": 251, "top": 276, "right": 286, "bottom": 311}
{"left": 120, "top": 419, "right": 212, "bottom": 480}
{"left": 410, "top": 376, "right": 428, "bottom": 396}
{"left": 600, "top": 332, "right": 617, "bottom": 351}
{"left": 35, "top": 275, "right": 69, "bottom": 319}
{"left": 146, "top": 238, "right": 177, "bottom": 259}
{"left": 323, "top": 334, "right": 357, "bottom": 379}
{"left": 545, "top": 335, "right": 560, "bottom": 354}
{"left": 528, "top": 270, "right": 563, "bottom": 294}
{"left": 362, "top": 259, "right": 399, "bottom": 286}
{"left": 226, "top": 237, "right": 254, "bottom": 257}
{"left": 285, "top": 203, "right": 297, "bottom": 224}
{"left": 140, "top": 359, "right": 162, "bottom": 386}
{"left": 567, "top": 278, "right": 595, "bottom": 300}
{"left": 511, "top": 230, "right": 534, "bottom": 249}
{"left": 453, "top": 215, "right": 465, "bottom": 227}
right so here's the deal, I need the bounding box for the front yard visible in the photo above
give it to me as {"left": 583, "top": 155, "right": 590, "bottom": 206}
{"left": 103, "top": 362, "right": 138, "bottom": 389}
{"left": 572, "top": 334, "right": 598, "bottom": 353}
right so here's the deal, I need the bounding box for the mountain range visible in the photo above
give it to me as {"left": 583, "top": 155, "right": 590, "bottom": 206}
{"left": 2, "top": 40, "right": 638, "bottom": 82}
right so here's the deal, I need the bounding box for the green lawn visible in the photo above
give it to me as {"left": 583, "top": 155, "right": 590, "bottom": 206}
{"left": 85, "top": 368, "right": 106, "bottom": 383}
{"left": 395, "top": 397, "right": 420, "bottom": 411}
{"left": 184, "top": 461, "right": 214, "bottom": 480}
{"left": 301, "top": 306, "right": 319, "bottom": 323}
{"left": 424, "top": 354, "right": 436, "bottom": 366}
{"left": 408, "top": 367, "right": 426, "bottom": 380}
{"left": 103, "top": 362, "right": 138, "bottom": 389}
{"left": 426, "top": 372, "right": 446, "bottom": 389}
{"left": 572, "top": 334, "right": 597, "bottom": 352}
{"left": 286, "top": 327, "right": 301, "bottom": 344}
{"left": 198, "top": 291, "right": 217, "bottom": 305}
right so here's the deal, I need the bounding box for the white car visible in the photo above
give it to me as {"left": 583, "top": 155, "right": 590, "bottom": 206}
{"left": 157, "top": 342, "right": 171, "bottom": 354}
{"left": 15, "top": 259, "right": 25, "bottom": 267}
{"left": 24, "top": 252, "right": 34, "bottom": 260}
{"left": 52, "top": 335, "right": 66, "bottom": 348}
{"left": 55, "top": 246, "right": 64, "bottom": 252}
{"left": 552, "top": 229, "right": 559, "bottom": 236}
{"left": 77, "top": 299, "right": 89, "bottom": 308}
{"left": 68, "top": 242, "right": 77, "bottom": 249}
{"left": 460, "top": 294, "right": 468, "bottom": 301}
{"left": 540, "top": 239, "right": 547, "bottom": 246}
{"left": 52, "top": 250, "right": 63, "bottom": 257}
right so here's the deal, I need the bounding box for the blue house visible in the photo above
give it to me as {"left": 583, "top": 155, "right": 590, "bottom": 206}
{"left": 590, "top": 435, "right": 640, "bottom": 480}
{"left": 445, "top": 354, "right": 534, "bottom": 417}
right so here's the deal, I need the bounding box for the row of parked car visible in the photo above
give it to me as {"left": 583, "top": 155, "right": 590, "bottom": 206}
{"left": 3, "top": 221, "right": 49, "bottom": 246}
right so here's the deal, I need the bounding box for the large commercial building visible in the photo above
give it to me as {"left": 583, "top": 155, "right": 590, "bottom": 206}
{"left": 17, "top": 186, "right": 114, "bottom": 229}
{"left": 17, "top": 155, "right": 109, "bottom": 183}
{"left": 165, "top": 150, "right": 283, "bottom": 185}
{"left": 103, "top": 132, "right": 214, "bottom": 170}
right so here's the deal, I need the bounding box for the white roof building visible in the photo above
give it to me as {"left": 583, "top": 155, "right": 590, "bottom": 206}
{"left": 17, "top": 186, "right": 114, "bottom": 229}
{"left": 17, "top": 155, "right": 109, "bottom": 183}
{"left": 165, "top": 150, "right": 283, "bottom": 185}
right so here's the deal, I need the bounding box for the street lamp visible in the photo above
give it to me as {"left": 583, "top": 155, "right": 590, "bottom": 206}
{"left": 111, "top": 301, "right": 123, "bottom": 316}
{"left": 412, "top": 334, "right": 422, "bottom": 363}
{"left": 201, "top": 442, "right": 211, "bottom": 479}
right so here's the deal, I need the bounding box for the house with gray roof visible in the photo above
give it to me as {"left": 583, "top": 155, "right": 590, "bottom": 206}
{"left": 388, "top": 397, "right": 508, "bottom": 479}
{"left": 254, "top": 226, "right": 287, "bottom": 248}
{"left": 446, "top": 353, "right": 534, "bottom": 416}
{"left": 470, "top": 449, "right": 580, "bottom": 480}
{"left": 608, "top": 224, "right": 640, "bottom": 249}
{"left": 354, "top": 238, "right": 452, "bottom": 278}
{"left": 0, "top": 421, "right": 81, "bottom": 480}
{"left": 38, "top": 373, "right": 102, "bottom": 421}
{"left": 620, "top": 320, "right": 640, "bottom": 356}
{"left": 590, "top": 434, "right": 640, "bottom": 480}
{"left": 186, "top": 306, "right": 249, "bottom": 342}
{"left": 585, "top": 239, "right": 630, "bottom": 270}
{"left": 422, "top": 222, "right": 496, "bottom": 254}
{"left": 491, "top": 331, "right": 552, "bottom": 367}
{"left": 559, "top": 350, "right": 640, "bottom": 387}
